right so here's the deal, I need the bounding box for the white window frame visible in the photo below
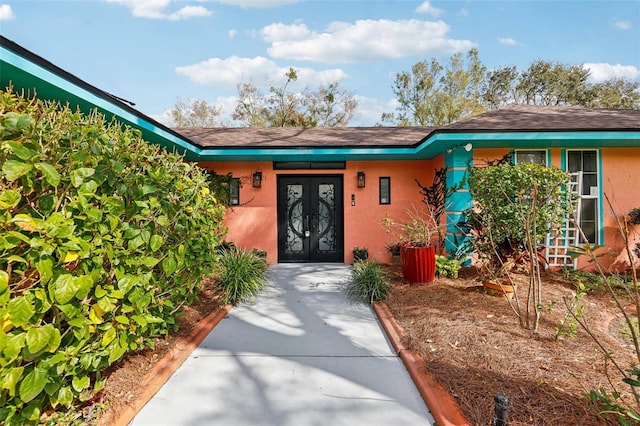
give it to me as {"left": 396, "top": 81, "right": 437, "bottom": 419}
{"left": 514, "top": 149, "right": 548, "bottom": 166}
{"left": 566, "top": 149, "right": 600, "bottom": 245}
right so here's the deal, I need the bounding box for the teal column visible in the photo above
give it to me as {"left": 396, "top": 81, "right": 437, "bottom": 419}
{"left": 444, "top": 147, "right": 473, "bottom": 260}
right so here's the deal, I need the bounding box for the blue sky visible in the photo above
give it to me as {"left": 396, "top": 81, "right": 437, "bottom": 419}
{"left": 1, "top": 0, "right": 639, "bottom": 126}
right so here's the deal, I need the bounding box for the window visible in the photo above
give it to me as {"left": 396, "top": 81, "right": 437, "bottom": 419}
{"left": 567, "top": 150, "right": 599, "bottom": 243}
{"left": 379, "top": 177, "right": 390, "bottom": 204}
{"left": 514, "top": 150, "right": 547, "bottom": 166}
{"left": 229, "top": 178, "right": 240, "bottom": 206}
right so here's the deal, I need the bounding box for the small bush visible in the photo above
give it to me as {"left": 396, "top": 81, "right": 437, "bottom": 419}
{"left": 217, "top": 247, "right": 268, "bottom": 305}
{"left": 348, "top": 261, "right": 392, "bottom": 303}
{"left": 436, "top": 255, "right": 461, "bottom": 278}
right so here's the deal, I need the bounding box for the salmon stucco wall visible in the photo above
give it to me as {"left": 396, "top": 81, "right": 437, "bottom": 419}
{"left": 600, "top": 148, "right": 640, "bottom": 271}
{"left": 199, "top": 159, "right": 442, "bottom": 264}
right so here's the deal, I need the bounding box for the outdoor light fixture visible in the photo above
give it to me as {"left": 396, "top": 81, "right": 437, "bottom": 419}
{"left": 252, "top": 171, "right": 262, "bottom": 188}
{"left": 446, "top": 143, "right": 473, "bottom": 154}
{"left": 357, "top": 171, "right": 366, "bottom": 188}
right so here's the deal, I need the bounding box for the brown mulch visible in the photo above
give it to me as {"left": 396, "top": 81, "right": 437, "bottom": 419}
{"left": 92, "top": 266, "right": 638, "bottom": 426}
{"left": 383, "top": 264, "right": 639, "bottom": 425}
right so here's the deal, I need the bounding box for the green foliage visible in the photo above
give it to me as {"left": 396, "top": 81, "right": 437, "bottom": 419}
{"left": 348, "top": 261, "right": 392, "bottom": 304}
{"left": 352, "top": 246, "right": 368, "bottom": 262}
{"left": 555, "top": 281, "right": 586, "bottom": 339}
{"left": 561, "top": 268, "right": 632, "bottom": 292}
{"left": 232, "top": 67, "right": 357, "bottom": 127}
{"left": 384, "top": 49, "right": 486, "bottom": 126}
{"left": 0, "top": 89, "right": 227, "bottom": 423}
{"left": 435, "top": 255, "right": 461, "bottom": 279}
{"left": 216, "top": 247, "right": 268, "bottom": 305}
{"left": 587, "top": 366, "right": 640, "bottom": 426}
{"left": 469, "top": 162, "right": 572, "bottom": 247}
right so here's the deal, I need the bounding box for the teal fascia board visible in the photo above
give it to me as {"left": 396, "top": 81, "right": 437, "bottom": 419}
{"left": 1, "top": 47, "right": 197, "bottom": 158}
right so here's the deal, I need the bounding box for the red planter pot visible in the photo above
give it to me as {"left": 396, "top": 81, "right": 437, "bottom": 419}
{"left": 400, "top": 245, "right": 436, "bottom": 284}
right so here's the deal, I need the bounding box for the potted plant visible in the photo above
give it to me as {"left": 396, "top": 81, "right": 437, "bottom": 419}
{"left": 352, "top": 246, "right": 369, "bottom": 262}
{"left": 385, "top": 242, "right": 402, "bottom": 263}
{"left": 382, "top": 203, "right": 441, "bottom": 284}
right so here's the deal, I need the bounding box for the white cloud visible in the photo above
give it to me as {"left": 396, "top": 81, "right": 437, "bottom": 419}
{"left": 458, "top": 8, "right": 469, "bottom": 17}
{"left": 583, "top": 63, "right": 640, "bottom": 82}
{"left": 228, "top": 29, "right": 237, "bottom": 38}
{"left": 105, "top": 0, "right": 212, "bottom": 20}
{"left": 215, "top": 0, "right": 299, "bottom": 8}
{"left": 497, "top": 37, "right": 519, "bottom": 46}
{"left": 612, "top": 18, "right": 631, "bottom": 30}
{"left": 350, "top": 95, "right": 399, "bottom": 126}
{"left": 415, "top": 1, "right": 444, "bottom": 17}
{"left": 262, "top": 19, "right": 476, "bottom": 63}
{"left": 0, "top": 4, "right": 15, "bottom": 20}
{"left": 175, "top": 55, "right": 347, "bottom": 88}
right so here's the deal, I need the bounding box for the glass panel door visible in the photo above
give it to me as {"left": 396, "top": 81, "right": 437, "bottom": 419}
{"left": 277, "top": 176, "right": 343, "bottom": 262}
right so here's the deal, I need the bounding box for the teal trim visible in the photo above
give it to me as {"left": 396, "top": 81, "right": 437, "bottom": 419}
{"left": 4, "top": 41, "right": 639, "bottom": 164}
{"left": 598, "top": 150, "right": 604, "bottom": 244}
{"left": 547, "top": 150, "right": 552, "bottom": 166}
{"left": 447, "top": 191, "right": 472, "bottom": 212}
{"left": 2, "top": 46, "right": 197, "bottom": 157}
{"left": 560, "top": 149, "right": 566, "bottom": 171}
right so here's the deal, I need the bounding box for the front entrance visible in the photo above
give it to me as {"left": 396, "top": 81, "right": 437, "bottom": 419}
{"left": 277, "top": 175, "right": 344, "bottom": 262}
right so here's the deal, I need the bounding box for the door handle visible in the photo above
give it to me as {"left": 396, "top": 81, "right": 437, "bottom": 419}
{"left": 304, "top": 215, "right": 310, "bottom": 237}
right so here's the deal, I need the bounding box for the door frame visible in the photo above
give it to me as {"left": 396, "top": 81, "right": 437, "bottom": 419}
{"left": 276, "top": 174, "right": 344, "bottom": 263}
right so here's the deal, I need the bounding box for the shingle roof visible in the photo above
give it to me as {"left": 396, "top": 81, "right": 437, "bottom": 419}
{"left": 173, "top": 126, "right": 435, "bottom": 149}
{"left": 174, "top": 105, "right": 639, "bottom": 149}
{"left": 443, "top": 104, "right": 640, "bottom": 132}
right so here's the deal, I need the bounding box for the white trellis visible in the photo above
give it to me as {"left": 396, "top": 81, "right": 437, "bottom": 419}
{"left": 546, "top": 172, "right": 582, "bottom": 269}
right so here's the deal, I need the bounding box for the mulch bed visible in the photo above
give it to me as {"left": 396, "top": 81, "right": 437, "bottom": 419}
{"left": 383, "top": 264, "right": 638, "bottom": 425}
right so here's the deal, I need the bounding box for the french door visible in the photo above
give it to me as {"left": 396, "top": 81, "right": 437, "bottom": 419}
{"left": 277, "top": 175, "right": 344, "bottom": 262}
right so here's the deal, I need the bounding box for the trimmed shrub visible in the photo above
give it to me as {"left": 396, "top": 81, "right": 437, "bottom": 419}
{"left": 216, "top": 247, "right": 268, "bottom": 305}
{"left": 0, "top": 89, "right": 227, "bottom": 424}
{"left": 348, "top": 261, "right": 392, "bottom": 303}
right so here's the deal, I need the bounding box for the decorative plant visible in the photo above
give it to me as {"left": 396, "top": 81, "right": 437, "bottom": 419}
{"left": 468, "top": 162, "right": 572, "bottom": 330}
{"left": 564, "top": 195, "right": 640, "bottom": 424}
{"left": 348, "top": 260, "right": 392, "bottom": 303}
{"left": 382, "top": 203, "right": 441, "bottom": 248}
{"left": 385, "top": 242, "right": 402, "bottom": 258}
{"left": 352, "top": 246, "right": 369, "bottom": 262}
{"left": 435, "top": 255, "right": 462, "bottom": 279}
{"left": 216, "top": 247, "right": 268, "bottom": 305}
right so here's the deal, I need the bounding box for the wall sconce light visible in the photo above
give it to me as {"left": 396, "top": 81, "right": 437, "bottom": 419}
{"left": 446, "top": 143, "right": 473, "bottom": 154}
{"left": 252, "top": 171, "right": 262, "bottom": 188}
{"left": 357, "top": 171, "right": 366, "bottom": 188}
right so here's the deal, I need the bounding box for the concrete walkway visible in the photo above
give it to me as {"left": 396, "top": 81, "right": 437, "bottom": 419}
{"left": 131, "top": 263, "right": 435, "bottom": 425}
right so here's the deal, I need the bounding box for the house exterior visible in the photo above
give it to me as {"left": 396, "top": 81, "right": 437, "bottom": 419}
{"left": 3, "top": 36, "right": 639, "bottom": 270}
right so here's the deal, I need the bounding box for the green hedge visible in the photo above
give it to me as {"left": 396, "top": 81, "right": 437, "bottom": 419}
{"left": 0, "top": 89, "right": 227, "bottom": 424}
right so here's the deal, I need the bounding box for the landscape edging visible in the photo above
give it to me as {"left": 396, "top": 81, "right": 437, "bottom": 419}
{"left": 372, "top": 302, "right": 471, "bottom": 426}
{"left": 104, "top": 304, "right": 232, "bottom": 426}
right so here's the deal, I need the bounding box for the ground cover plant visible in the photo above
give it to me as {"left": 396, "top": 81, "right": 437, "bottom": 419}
{"left": 0, "top": 89, "right": 227, "bottom": 424}
{"left": 216, "top": 246, "right": 268, "bottom": 305}
{"left": 348, "top": 260, "right": 391, "bottom": 303}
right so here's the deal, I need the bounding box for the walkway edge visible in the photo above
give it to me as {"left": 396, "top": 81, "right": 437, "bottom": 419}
{"left": 372, "top": 302, "right": 471, "bottom": 426}
{"left": 105, "top": 304, "right": 233, "bottom": 426}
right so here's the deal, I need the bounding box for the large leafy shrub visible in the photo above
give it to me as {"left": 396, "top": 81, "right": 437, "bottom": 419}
{"left": 0, "top": 89, "right": 226, "bottom": 424}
